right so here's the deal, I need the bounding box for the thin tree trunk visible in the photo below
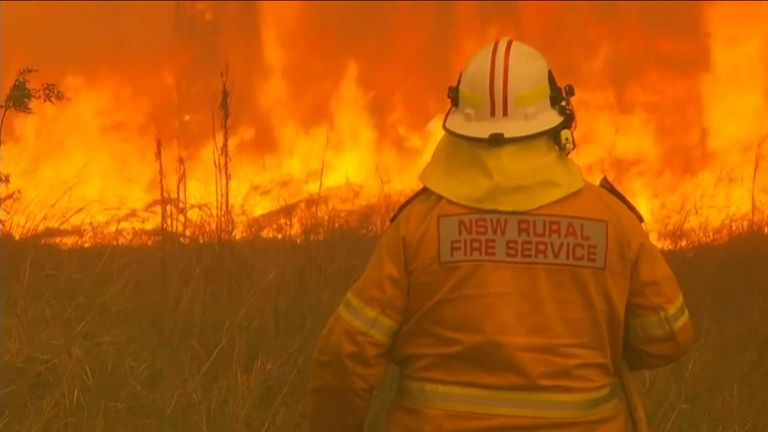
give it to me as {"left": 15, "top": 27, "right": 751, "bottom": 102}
{"left": 155, "top": 134, "right": 168, "bottom": 294}
{"left": 211, "top": 108, "right": 221, "bottom": 241}
{"left": 751, "top": 137, "right": 766, "bottom": 231}
{"left": 0, "top": 106, "right": 9, "bottom": 153}
{"left": 176, "top": 150, "right": 188, "bottom": 237}
{"left": 219, "top": 67, "right": 232, "bottom": 239}
{"left": 155, "top": 134, "right": 167, "bottom": 235}
{"left": 0, "top": 71, "right": 25, "bottom": 152}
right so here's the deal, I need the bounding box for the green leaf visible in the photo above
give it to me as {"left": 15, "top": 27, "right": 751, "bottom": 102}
{"left": 5, "top": 75, "right": 35, "bottom": 114}
{"left": 2, "top": 68, "right": 67, "bottom": 117}
{"left": 40, "top": 82, "right": 66, "bottom": 104}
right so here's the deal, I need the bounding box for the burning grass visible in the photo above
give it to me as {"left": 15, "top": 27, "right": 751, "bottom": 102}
{"left": 2, "top": 2, "right": 766, "bottom": 427}
{"left": 1, "top": 230, "right": 767, "bottom": 431}
{"left": 3, "top": 3, "right": 768, "bottom": 252}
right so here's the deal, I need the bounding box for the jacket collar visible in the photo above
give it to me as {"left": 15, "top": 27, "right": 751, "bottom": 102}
{"left": 419, "top": 133, "right": 585, "bottom": 211}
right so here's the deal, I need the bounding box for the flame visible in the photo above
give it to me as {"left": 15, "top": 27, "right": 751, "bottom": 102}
{"left": 1, "top": 1, "right": 767, "bottom": 247}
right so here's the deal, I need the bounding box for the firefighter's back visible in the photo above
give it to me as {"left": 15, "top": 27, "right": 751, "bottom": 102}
{"left": 307, "top": 38, "right": 693, "bottom": 432}
{"left": 385, "top": 184, "right": 691, "bottom": 431}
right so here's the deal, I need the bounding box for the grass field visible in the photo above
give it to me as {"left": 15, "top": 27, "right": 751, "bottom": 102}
{"left": 1, "top": 231, "right": 767, "bottom": 431}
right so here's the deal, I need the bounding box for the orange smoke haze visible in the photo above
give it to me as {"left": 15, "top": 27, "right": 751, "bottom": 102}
{"left": 1, "top": 1, "right": 767, "bottom": 247}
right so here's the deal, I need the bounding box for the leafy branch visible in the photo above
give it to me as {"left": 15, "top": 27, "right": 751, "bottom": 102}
{"left": 0, "top": 67, "right": 67, "bottom": 229}
{"left": 0, "top": 67, "right": 67, "bottom": 149}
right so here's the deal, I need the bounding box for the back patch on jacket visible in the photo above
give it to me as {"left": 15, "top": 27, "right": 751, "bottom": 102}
{"left": 438, "top": 213, "right": 608, "bottom": 269}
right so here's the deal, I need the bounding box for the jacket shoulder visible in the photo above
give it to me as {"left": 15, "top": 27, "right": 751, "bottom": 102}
{"left": 389, "top": 187, "right": 429, "bottom": 225}
{"left": 597, "top": 176, "right": 644, "bottom": 223}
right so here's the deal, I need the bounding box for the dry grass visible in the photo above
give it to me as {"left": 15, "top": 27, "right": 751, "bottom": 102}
{"left": 638, "top": 232, "right": 768, "bottom": 431}
{"left": 1, "top": 231, "right": 767, "bottom": 431}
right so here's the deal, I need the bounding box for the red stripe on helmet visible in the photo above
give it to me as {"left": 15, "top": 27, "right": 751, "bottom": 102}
{"left": 489, "top": 40, "right": 500, "bottom": 117}
{"left": 502, "top": 39, "right": 514, "bottom": 117}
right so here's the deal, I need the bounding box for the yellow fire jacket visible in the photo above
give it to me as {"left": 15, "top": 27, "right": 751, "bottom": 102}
{"left": 308, "top": 136, "right": 693, "bottom": 431}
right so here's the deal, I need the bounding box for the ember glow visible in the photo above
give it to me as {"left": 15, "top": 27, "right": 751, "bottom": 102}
{"left": 1, "top": 1, "right": 767, "bottom": 247}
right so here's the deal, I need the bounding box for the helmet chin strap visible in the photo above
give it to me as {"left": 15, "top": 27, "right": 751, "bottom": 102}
{"left": 557, "top": 128, "right": 576, "bottom": 156}
{"left": 557, "top": 104, "right": 576, "bottom": 155}
{"left": 447, "top": 72, "right": 462, "bottom": 108}
{"left": 550, "top": 80, "right": 577, "bottom": 156}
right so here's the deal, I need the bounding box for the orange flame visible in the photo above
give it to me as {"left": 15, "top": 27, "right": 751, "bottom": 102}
{"left": 1, "top": 1, "right": 767, "bottom": 247}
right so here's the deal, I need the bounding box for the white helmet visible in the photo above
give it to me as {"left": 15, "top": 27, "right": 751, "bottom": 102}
{"left": 444, "top": 38, "right": 576, "bottom": 150}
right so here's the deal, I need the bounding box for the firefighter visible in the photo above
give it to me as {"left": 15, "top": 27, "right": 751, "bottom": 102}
{"left": 308, "top": 38, "right": 693, "bottom": 431}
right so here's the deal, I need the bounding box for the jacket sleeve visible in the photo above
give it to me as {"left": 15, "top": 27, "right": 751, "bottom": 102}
{"left": 308, "top": 219, "right": 408, "bottom": 431}
{"left": 623, "top": 235, "right": 694, "bottom": 371}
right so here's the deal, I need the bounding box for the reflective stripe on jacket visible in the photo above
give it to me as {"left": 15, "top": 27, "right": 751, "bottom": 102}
{"left": 308, "top": 184, "right": 693, "bottom": 431}
{"left": 398, "top": 377, "right": 620, "bottom": 418}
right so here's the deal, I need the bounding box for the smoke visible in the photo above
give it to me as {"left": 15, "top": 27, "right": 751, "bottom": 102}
{"left": 1, "top": 1, "right": 174, "bottom": 80}
{"left": 2, "top": 1, "right": 710, "bottom": 155}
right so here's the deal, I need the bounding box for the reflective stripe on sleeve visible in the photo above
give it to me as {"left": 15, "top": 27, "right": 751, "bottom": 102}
{"left": 397, "top": 378, "right": 620, "bottom": 418}
{"left": 337, "top": 292, "right": 399, "bottom": 344}
{"left": 627, "top": 296, "right": 690, "bottom": 339}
